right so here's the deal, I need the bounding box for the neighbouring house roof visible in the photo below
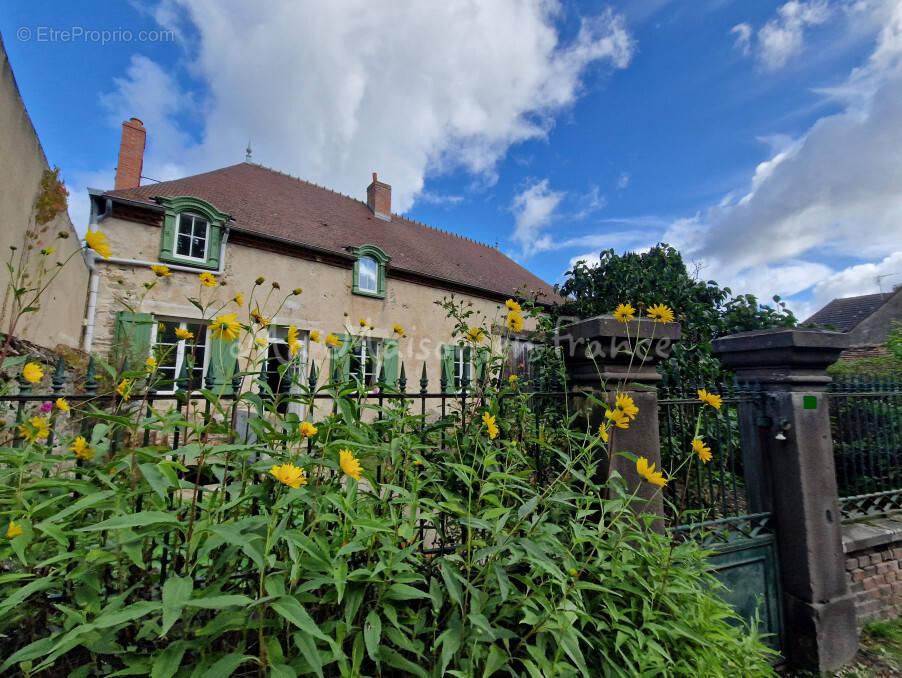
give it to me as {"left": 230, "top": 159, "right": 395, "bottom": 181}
{"left": 103, "top": 162, "right": 559, "bottom": 304}
{"left": 802, "top": 293, "right": 894, "bottom": 332}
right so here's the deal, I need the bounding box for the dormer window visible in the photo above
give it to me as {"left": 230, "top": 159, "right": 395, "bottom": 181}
{"left": 158, "top": 196, "right": 229, "bottom": 270}
{"left": 174, "top": 213, "right": 209, "bottom": 261}
{"left": 350, "top": 245, "right": 390, "bottom": 299}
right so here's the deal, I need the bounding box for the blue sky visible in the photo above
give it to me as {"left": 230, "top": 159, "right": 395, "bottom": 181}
{"left": 3, "top": 0, "right": 902, "bottom": 320}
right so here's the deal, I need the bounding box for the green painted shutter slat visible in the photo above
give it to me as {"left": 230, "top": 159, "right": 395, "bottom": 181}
{"left": 159, "top": 214, "right": 176, "bottom": 262}
{"left": 330, "top": 334, "right": 351, "bottom": 382}
{"left": 208, "top": 336, "right": 238, "bottom": 394}
{"left": 382, "top": 338, "right": 399, "bottom": 387}
{"left": 441, "top": 345, "right": 455, "bottom": 393}
{"left": 113, "top": 311, "right": 154, "bottom": 373}
{"left": 205, "top": 224, "right": 222, "bottom": 270}
{"left": 475, "top": 347, "right": 489, "bottom": 385}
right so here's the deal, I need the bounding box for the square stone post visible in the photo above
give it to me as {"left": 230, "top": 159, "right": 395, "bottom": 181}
{"left": 713, "top": 328, "right": 857, "bottom": 672}
{"left": 558, "top": 316, "right": 681, "bottom": 521}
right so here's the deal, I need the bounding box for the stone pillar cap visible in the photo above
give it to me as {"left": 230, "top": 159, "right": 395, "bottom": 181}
{"left": 560, "top": 315, "right": 682, "bottom": 342}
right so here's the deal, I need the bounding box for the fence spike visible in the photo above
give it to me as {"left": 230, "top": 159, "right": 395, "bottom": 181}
{"left": 308, "top": 361, "right": 317, "bottom": 390}
{"left": 176, "top": 359, "right": 189, "bottom": 393}
{"left": 399, "top": 363, "right": 407, "bottom": 392}
{"left": 51, "top": 356, "right": 66, "bottom": 393}
{"left": 420, "top": 362, "right": 429, "bottom": 394}
{"left": 231, "top": 359, "right": 243, "bottom": 392}
{"left": 378, "top": 362, "right": 386, "bottom": 385}
{"left": 85, "top": 357, "right": 97, "bottom": 393}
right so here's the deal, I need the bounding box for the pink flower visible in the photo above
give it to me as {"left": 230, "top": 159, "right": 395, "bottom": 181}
{"left": 39, "top": 401, "right": 53, "bottom": 413}
{"left": 370, "top": 387, "right": 381, "bottom": 395}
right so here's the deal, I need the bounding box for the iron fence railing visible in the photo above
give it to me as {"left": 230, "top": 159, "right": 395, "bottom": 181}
{"left": 828, "top": 376, "right": 902, "bottom": 499}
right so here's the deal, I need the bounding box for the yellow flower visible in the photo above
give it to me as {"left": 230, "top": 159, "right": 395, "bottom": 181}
{"left": 175, "top": 327, "right": 193, "bottom": 340}
{"left": 599, "top": 423, "right": 609, "bottom": 443}
{"left": 150, "top": 264, "right": 172, "bottom": 277}
{"left": 287, "top": 325, "right": 301, "bottom": 355}
{"left": 116, "top": 378, "right": 131, "bottom": 401}
{"left": 70, "top": 436, "right": 95, "bottom": 461}
{"left": 697, "top": 389, "right": 722, "bottom": 410}
{"left": 506, "top": 312, "right": 523, "bottom": 333}
{"left": 19, "top": 416, "right": 50, "bottom": 443}
{"left": 393, "top": 324, "right": 405, "bottom": 336}
{"left": 613, "top": 303, "right": 636, "bottom": 322}
{"left": 255, "top": 337, "right": 269, "bottom": 349}
{"left": 692, "top": 438, "right": 712, "bottom": 464}
{"left": 270, "top": 463, "right": 307, "bottom": 488}
{"left": 158, "top": 322, "right": 166, "bottom": 333}
{"left": 55, "top": 397, "right": 70, "bottom": 411}
{"left": 636, "top": 456, "right": 667, "bottom": 487}
{"left": 85, "top": 228, "right": 111, "bottom": 260}
{"left": 310, "top": 330, "right": 320, "bottom": 343}
{"left": 506, "top": 299, "right": 521, "bottom": 313}
{"left": 145, "top": 356, "right": 157, "bottom": 372}
{"left": 325, "top": 333, "right": 342, "bottom": 348}
{"left": 234, "top": 293, "right": 244, "bottom": 307}
{"left": 41, "top": 247, "right": 55, "bottom": 255}
{"left": 340, "top": 448, "right": 362, "bottom": 481}
{"left": 509, "top": 374, "right": 518, "bottom": 384}
{"left": 482, "top": 412, "right": 499, "bottom": 440}
{"left": 605, "top": 408, "right": 630, "bottom": 430}
{"left": 614, "top": 392, "right": 639, "bottom": 420}
{"left": 292, "top": 288, "right": 303, "bottom": 295}
{"left": 211, "top": 312, "right": 241, "bottom": 342}
{"left": 359, "top": 318, "right": 369, "bottom": 328}
{"left": 647, "top": 303, "right": 675, "bottom": 324}
{"left": 414, "top": 459, "right": 423, "bottom": 466}
{"left": 466, "top": 327, "right": 484, "bottom": 343}
{"left": 199, "top": 272, "right": 217, "bottom": 288}
{"left": 22, "top": 362, "right": 43, "bottom": 384}
{"left": 569, "top": 567, "right": 578, "bottom": 576}
{"left": 299, "top": 421, "right": 318, "bottom": 438}
{"left": 250, "top": 308, "right": 270, "bottom": 327}
{"left": 6, "top": 521, "right": 23, "bottom": 539}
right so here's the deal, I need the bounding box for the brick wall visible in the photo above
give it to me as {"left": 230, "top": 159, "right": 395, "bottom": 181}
{"left": 842, "top": 517, "right": 902, "bottom": 626}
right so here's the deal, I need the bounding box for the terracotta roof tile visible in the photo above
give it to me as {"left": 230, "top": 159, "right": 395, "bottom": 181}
{"left": 105, "top": 163, "right": 559, "bottom": 303}
{"left": 802, "top": 292, "right": 893, "bottom": 332}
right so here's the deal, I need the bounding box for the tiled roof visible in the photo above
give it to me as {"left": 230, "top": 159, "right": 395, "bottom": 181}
{"left": 105, "top": 163, "right": 559, "bottom": 303}
{"left": 802, "top": 293, "right": 893, "bottom": 332}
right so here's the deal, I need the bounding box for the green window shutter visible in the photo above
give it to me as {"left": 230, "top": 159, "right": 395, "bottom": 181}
{"left": 208, "top": 335, "right": 238, "bottom": 394}
{"left": 159, "top": 213, "right": 176, "bottom": 262}
{"left": 475, "top": 347, "right": 490, "bottom": 386}
{"left": 330, "top": 333, "right": 351, "bottom": 382}
{"left": 382, "top": 338, "right": 399, "bottom": 387}
{"left": 206, "top": 224, "right": 223, "bottom": 269}
{"left": 157, "top": 196, "right": 229, "bottom": 270}
{"left": 441, "top": 344, "right": 455, "bottom": 393}
{"left": 113, "top": 311, "right": 154, "bottom": 373}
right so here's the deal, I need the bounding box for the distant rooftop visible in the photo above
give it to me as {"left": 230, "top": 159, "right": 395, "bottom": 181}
{"left": 802, "top": 292, "right": 894, "bottom": 332}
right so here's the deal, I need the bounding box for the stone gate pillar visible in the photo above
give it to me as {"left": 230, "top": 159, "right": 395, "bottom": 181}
{"left": 713, "top": 328, "right": 857, "bottom": 672}
{"left": 558, "top": 316, "right": 681, "bottom": 520}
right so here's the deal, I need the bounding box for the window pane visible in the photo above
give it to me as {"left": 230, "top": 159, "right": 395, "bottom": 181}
{"left": 358, "top": 257, "right": 377, "bottom": 292}
{"left": 192, "top": 218, "right": 208, "bottom": 238}
{"left": 190, "top": 237, "right": 206, "bottom": 259}
{"left": 176, "top": 233, "right": 192, "bottom": 256}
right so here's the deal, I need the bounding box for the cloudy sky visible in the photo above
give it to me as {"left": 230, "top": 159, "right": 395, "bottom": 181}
{"left": 3, "top": 0, "right": 902, "bottom": 320}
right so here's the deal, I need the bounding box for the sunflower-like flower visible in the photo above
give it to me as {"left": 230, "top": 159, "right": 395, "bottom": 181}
{"left": 506, "top": 312, "right": 523, "bottom": 333}
{"left": 70, "top": 436, "right": 95, "bottom": 461}
{"left": 22, "top": 362, "right": 43, "bottom": 384}
{"left": 85, "top": 228, "right": 111, "bottom": 260}
{"left": 299, "top": 421, "right": 318, "bottom": 438}
{"left": 613, "top": 303, "right": 636, "bottom": 322}
{"left": 605, "top": 408, "right": 630, "bottom": 430}
{"left": 6, "top": 521, "right": 23, "bottom": 539}
{"left": 310, "top": 330, "right": 320, "bottom": 343}
{"left": 393, "top": 324, "right": 405, "bottom": 337}
{"left": 145, "top": 356, "right": 157, "bottom": 372}
{"left": 250, "top": 308, "right": 270, "bottom": 327}
{"left": 339, "top": 448, "right": 362, "bottom": 481}
{"left": 599, "top": 423, "right": 610, "bottom": 443}
{"left": 150, "top": 264, "right": 172, "bottom": 277}
{"left": 116, "top": 378, "right": 132, "bottom": 401}
{"left": 466, "top": 327, "right": 485, "bottom": 343}
{"left": 325, "top": 333, "right": 342, "bottom": 348}
{"left": 270, "top": 463, "right": 307, "bottom": 488}
{"left": 482, "top": 412, "right": 499, "bottom": 440}
{"left": 509, "top": 374, "right": 518, "bottom": 385}
{"left": 19, "top": 416, "right": 50, "bottom": 443}
{"left": 198, "top": 272, "right": 217, "bottom": 288}
{"left": 55, "top": 397, "right": 70, "bottom": 411}
{"left": 636, "top": 456, "right": 667, "bottom": 487}
{"left": 175, "top": 327, "right": 193, "bottom": 340}
{"left": 211, "top": 312, "right": 242, "bottom": 342}
{"left": 698, "top": 389, "right": 722, "bottom": 410}
{"left": 359, "top": 318, "right": 369, "bottom": 328}
{"left": 647, "top": 303, "right": 675, "bottom": 324}
{"left": 234, "top": 293, "right": 244, "bottom": 307}
{"left": 255, "top": 337, "right": 269, "bottom": 349}
{"left": 692, "top": 438, "right": 712, "bottom": 464}
{"left": 506, "top": 299, "right": 521, "bottom": 313}
{"left": 614, "top": 392, "right": 639, "bottom": 420}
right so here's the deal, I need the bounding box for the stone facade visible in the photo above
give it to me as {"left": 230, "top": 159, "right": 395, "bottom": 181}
{"left": 0, "top": 34, "right": 90, "bottom": 349}
{"left": 843, "top": 516, "right": 902, "bottom": 627}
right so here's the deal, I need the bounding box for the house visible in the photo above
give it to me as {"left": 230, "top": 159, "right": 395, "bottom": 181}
{"left": 803, "top": 288, "right": 902, "bottom": 359}
{"left": 83, "top": 119, "right": 558, "bottom": 396}
{"left": 0, "top": 33, "right": 89, "bottom": 350}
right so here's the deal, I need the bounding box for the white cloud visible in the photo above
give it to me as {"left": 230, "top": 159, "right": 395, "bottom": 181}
{"left": 616, "top": 171, "right": 630, "bottom": 189}
{"left": 97, "top": 1, "right": 633, "bottom": 214}
{"left": 732, "top": 1, "right": 831, "bottom": 70}
{"left": 510, "top": 179, "right": 565, "bottom": 251}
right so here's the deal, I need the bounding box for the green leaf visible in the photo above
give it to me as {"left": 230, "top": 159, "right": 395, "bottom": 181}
{"left": 383, "top": 582, "right": 431, "bottom": 601}
{"left": 517, "top": 495, "right": 539, "bottom": 520}
{"left": 160, "top": 576, "right": 193, "bottom": 637}
{"left": 269, "top": 664, "right": 296, "bottom": 678}
{"left": 151, "top": 641, "right": 189, "bottom": 678}
{"left": 271, "top": 596, "right": 332, "bottom": 643}
{"left": 292, "top": 632, "right": 324, "bottom": 678}
{"left": 201, "top": 653, "right": 254, "bottom": 678}
{"left": 77, "top": 511, "right": 179, "bottom": 532}
{"left": 94, "top": 601, "right": 158, "bottom": 628}
{"left": 139, "top": 462, "right": 171, "bottom": 501}
{"left": 379, "top": 647, "right": 427, "bottom": 678}
{"left": 364, "top": 610, "right": 381, "bottom": 662}
{"left": 482, "top": 644, "right": 508, "bottom": 678}
{"left": 185, "top": 594, "right": 254, "bottom": 610}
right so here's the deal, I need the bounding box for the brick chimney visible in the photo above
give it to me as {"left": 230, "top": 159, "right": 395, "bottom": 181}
{"left": 114, "top": 117, "right": 146, "bottom": 189}
{"left": 366, "top": 172, "right": 391, "bottom": 221}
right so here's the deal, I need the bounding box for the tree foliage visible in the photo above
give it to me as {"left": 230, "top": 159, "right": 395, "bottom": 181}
{"left": 554, "top": 244, "right": 797, "bottom": 383}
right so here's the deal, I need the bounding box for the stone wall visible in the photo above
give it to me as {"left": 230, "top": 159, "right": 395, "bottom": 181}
{"left": 842, "top": 515, "right": 902, "bottom": 626}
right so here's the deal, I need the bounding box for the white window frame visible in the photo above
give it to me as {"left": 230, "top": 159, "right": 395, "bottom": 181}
{"left": 266, "top": 326, "right": 307, "bottom": 416}
{"left": 350, "top": 338, "right": 381, "bottom": 386}
{"left": 150, "top": 318, "right": 211, "bottom": 395}
{"left": 172, "top": 212, "right": 210, "bottom": 263}
{"left": 357, "top": 256, "right": 378, "bottom": 294}
{"left": 453, "top": 346, "right": 472, "bottom": 393}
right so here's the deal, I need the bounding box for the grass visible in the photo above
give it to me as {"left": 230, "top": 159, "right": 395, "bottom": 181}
{"left": 782, "top": 618, "right": 902, "bottom": 677}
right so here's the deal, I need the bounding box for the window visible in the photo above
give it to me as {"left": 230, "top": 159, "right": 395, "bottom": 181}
{"left": 151, "top": 319, "right": 209, "bottom": 394}
{"left": 350, "top": 245, "right": 390, "bottom": 298}
{"left": 442, "top": 344, "right": 487, "bottom": 393}
{"left": 452, "top": 346, "right": 472, "bottom": 392}
{"left": 265, "top": 326, "right": 307, "bottom": 413}
{"left": 174, "top": 213, "right": 209, "bottom": 261}
{"left": 158, "top": 196, "right": 229, "bottom": 270}
{"left": 350, "top": 338, "right": 380, "bottom": 386}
